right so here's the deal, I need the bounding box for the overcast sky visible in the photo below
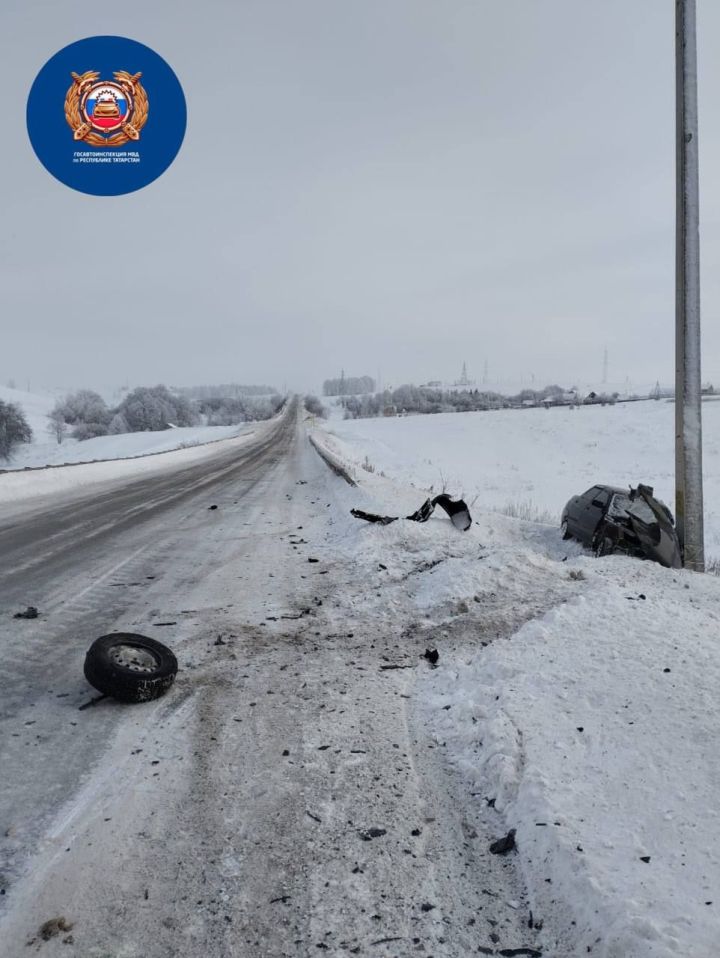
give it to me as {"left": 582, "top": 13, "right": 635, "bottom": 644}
{"left": 3, "top": 1, "right": 720, "bottom": 395}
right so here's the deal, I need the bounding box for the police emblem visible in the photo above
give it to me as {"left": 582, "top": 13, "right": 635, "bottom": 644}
{"left": 64, "top": 70, "right": 149, "bottom": 147}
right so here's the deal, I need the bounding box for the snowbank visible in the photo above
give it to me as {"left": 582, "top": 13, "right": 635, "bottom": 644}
{"left": 427, "top": 557, "right": 720, "bottom": 957}
{"left": 0, "top": 424, "right": 264, "bottom": 508}
{"left": 315, "top": 415, "right": 720, "bottom": 958}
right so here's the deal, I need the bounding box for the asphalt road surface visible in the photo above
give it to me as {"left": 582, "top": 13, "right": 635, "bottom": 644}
{"left": 0, "top": 403, "right": 541, "bottom": 957}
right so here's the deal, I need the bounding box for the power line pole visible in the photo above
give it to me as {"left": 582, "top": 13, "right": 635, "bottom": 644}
{"left": 602, "top": 347, "right": 608, "bottom": 384}
{"left": 675, "top": 0, "right": 705, "bottom": 571}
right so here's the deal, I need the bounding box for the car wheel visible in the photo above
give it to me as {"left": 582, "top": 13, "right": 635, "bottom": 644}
{"left": 561, "top": 518, "right": 572, "bottom": 540}
{"left": 84, "top": 633, "right": 178, "bottom": 703}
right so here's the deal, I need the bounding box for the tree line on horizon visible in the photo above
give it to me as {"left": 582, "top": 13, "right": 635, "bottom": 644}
{"left": 0, "top": 384, "right": 287, "bottom": 460}
{"left": 339, "top": 383, "right": 625, "bottom": 419}
{"left": 323, "top": 375, "right": 375, "bottom": 396}
{"left": 46, "top": 386, "right": 285, "bottom": 443}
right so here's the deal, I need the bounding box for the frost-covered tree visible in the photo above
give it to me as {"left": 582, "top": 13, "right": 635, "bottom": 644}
{"left": 323, "top": 375, "right": 375, "bottom": 397}
{"left": 108, "top": 412, "right": 130, "bottom": 435}
{"left": 52, "top": 390, "right": 111, "bottom": 427}
{"left": 50, "top": 390, "right": 111, "bottom": 439}
{"left": 116, "top": 385, "right": 198, "bottom": 432}
{"left": 73, "top": 422, "right": 112, "bottom": 441}
{"left": 47, "top": 410, "right": 68, "bottom": 444}
{"left": 0, "top": 401, "right": 33, "bottom": 460}
{"left": 304, "top": 395, "right": 327, "bottom": 418}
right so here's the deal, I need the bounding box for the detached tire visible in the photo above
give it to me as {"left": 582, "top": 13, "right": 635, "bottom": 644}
{"left": 84, "top": 633, "right": 178, "bottom": 704}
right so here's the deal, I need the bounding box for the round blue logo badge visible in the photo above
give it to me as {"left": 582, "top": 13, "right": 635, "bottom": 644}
{"left": 27, "top": 36, "right": 186, "bottom": 196}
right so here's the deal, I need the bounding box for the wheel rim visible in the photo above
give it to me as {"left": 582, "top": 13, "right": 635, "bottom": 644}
{"left": 109, "top": 644, "right": 159, "bottom": 673}
{"left": 561, "top": 519, "right": 568, "bottom": 536}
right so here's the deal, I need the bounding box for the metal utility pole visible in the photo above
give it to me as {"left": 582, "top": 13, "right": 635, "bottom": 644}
{"left": 675, "top": 0, "right": 705, "bottom": 570}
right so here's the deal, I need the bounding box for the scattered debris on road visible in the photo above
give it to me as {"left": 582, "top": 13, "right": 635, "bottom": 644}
{"left": 497, "top": 948, "right": 543, "bottom": 957}
{"left": 351, "top": 493, "right": 472, "bottom": 531}
{"left": 26, "top": 916, "right": 74, "bottom": 946}
{"left": 208, "top": 504, "right": 218, "bottom": 510}
{"left": 490, "top": 829, "right": 517, "bottom": 855}
{"left": 13, "top": 606, "right": 38, "bottom": 619}
{"left": 359, "top": 827, "right": 387, "bottom": 841}
{"left": 424, "top": 648, "right": 439, "bottom": 666}
{"left": 78, "top": 693, "right": 108, "bottom": 712}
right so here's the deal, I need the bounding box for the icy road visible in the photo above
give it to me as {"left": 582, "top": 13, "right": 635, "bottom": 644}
{"left": 0, "top": 402, "right": 542, "bottom": 958}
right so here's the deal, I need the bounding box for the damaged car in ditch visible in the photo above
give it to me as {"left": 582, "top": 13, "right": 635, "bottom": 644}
{"left": 561, "top": 483, "right": 682, "bottom": 568}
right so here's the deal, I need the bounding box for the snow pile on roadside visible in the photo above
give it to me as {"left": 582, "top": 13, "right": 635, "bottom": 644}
{"left": 425, "top": 558, "right": 720, "bottom": 957}
{"left": 315, "top": 428, "right": 720, "bottom": 958}
{"left": 1, "top": 419, "right": 250, "bottom": 472}
{"left": 0, "top": 423, "right": 265, "bottom": 508}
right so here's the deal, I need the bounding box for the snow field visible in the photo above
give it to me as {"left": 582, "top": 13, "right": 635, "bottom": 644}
{"left": 318, "top": 398, "right": 720, "bottom": 562}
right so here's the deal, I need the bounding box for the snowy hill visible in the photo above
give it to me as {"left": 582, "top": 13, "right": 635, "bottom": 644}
{"left": 0, "top": 384, "right": 56, "bottom": 441}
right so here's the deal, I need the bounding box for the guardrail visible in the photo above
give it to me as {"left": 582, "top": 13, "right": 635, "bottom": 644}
{"left": 307, "top": 432, "right": 357, "bottom": 486}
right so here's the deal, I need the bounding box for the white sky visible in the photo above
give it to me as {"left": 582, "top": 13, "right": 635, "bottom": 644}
{"left": 3, "top": 1, "right": 720, "bottom": 394}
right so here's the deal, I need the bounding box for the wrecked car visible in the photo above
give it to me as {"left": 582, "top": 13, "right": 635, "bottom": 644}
{"left": 561, "top": 483, "right": 681, "bottom": 568}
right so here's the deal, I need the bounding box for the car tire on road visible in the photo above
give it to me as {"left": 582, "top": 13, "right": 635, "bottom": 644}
{"left": 561, "top": 518, "right": 572, "bottom": 541}
{"left": 84, "top": 633, "right": 178, "bottom": 704}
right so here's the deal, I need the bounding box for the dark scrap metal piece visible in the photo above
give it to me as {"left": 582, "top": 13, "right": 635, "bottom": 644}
{"left": 489, "top": 828, "right": 516, "bottom": 855}
{"left": 13, "top": 606, "right": 39, "bottom": 619}
{"left": 351, "top": 494, "right": 472, "bottom": 531}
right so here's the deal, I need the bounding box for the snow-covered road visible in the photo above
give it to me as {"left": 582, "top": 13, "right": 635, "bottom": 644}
{"left": 0, "top": 406, "right": 543, "bottom": 957}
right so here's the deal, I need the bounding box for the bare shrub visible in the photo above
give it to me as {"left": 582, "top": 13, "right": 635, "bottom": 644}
{"left": 0, "top": 401, "right": 32, "bottom": 460}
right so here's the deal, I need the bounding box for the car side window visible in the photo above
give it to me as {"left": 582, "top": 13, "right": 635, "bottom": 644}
{"left": 591, "top": 488, "right": 610, "bottom": 508}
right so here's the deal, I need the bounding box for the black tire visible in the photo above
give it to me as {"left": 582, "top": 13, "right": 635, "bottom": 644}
{"left": 560, "top": 518, "right": 572, "bottom": 540}
{"left": 84, "top": 633, "right": 178, "bottom": 704}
